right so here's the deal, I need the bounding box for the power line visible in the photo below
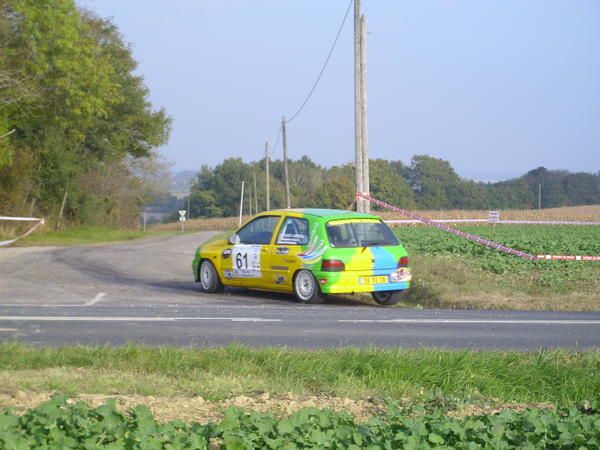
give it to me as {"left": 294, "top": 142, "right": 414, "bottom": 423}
{"left": 286, "top": 0, "right": 354, "bottom": 124}
{"left": 269, "top": 124, "right": 282, "bottom": 156}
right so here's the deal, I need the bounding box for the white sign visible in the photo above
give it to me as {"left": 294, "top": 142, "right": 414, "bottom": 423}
{"left": 179, "top": 210, "right": 187, "bottom": 221}
{"left": 232, "top": 244, "right": 262, "bottom": 278}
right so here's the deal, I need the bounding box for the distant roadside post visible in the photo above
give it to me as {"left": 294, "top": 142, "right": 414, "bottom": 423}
{"left": 179, "top": 210, "right": 187, "bottom": 232}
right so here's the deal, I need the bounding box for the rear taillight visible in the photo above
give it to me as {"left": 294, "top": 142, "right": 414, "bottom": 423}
{"left": 398, "top": 256, "right": 409, "bottom": 268}
{"left": 321, "top": 259, "right": 345, "bottom": 272}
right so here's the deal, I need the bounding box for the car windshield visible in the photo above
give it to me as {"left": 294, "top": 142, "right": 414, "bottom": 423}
{"left": 326, "top": 220, "right": 399, "bottom": 248}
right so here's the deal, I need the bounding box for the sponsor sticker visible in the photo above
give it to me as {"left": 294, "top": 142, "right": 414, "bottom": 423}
{"left": 390, "top": 268, "right": 412, "bottom": 283}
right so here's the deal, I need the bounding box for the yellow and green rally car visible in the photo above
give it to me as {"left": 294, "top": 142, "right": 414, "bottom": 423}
{"left": 192, "top": 209, "right": 411, "bottom": 305}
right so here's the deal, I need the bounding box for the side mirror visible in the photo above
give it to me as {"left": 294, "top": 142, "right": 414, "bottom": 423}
{"left": 228, "top": 233, "right": 239, "bottom": 245}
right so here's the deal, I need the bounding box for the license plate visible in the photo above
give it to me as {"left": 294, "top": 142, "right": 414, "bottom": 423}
{"left": 360, "top": 276, "right": 388, "bottom": 285}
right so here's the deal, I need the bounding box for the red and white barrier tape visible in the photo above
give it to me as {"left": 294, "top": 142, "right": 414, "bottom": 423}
{"left": 499, "top": 220, "right": 600, "bottom": 225}
{"left": 0, "top": 217, "right": 45, "bottom": 247}
{"left": 356, "top": 193, "right": 600, "bottom": 262}
{"left": 537, "top": 255, "right": 600, "bottom": 261}
{"left": 386, "top": 219, "right": 600, "bottom": 225}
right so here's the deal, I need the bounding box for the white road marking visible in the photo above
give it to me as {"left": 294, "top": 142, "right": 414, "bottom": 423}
{"left": 0, "top": 317, "right": 597, "bottom": 325}
{"left": 84, "top": 292, "right": 106, "bottom": 306}
{"left": 338, "top": 319, "right": 600, "bottom": 325}
{"left": 0, "top": 316, "right": 281, "bottom": 323}
{"left": 0, "top": 328, "right": 17, "bottom": 332}
{"left": 0, "top": 304, "right": 82, "bottom": 307}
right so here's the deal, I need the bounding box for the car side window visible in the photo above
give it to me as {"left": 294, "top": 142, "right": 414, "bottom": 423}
{"left": 237, "top": 216, "right": 281, "bottom": 245}
{"left": 276, "top": 217, "right": 309, "bottom": 245}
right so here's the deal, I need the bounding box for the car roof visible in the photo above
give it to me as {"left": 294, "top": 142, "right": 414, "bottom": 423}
{"left": 263, "top": 208, "right": 381, "bottom": 221}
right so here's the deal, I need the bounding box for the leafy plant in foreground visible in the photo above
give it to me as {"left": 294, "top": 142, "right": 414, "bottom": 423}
{"left": 2, "top": 396, "right": 599, "bottom": 449}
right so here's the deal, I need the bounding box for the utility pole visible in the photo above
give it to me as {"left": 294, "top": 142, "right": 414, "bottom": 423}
{"left": 56, "top": 183, "right": 69, "bottom": 231}
{"left": 360, "top": 14, "right": 370, "bottom": 213}
{"left": 253, "top": 172, "right": 258, "bottom": 213}
{"left": 354, "top": 0, "right": 364, "bottom": 212}
{"left": 538, "top": 183, "right": 542, "bottom": 209}
{"left": 239, "top": 181, "right": 245, "bottom": 227}
{"left": 265, "top": 142, "right": 270, "bottom": 211}
{"left": 281, "top": 116, "right": 291, "bottom": 209}
{"left": 248, "top": 182, "right": 252, "bottom": 216}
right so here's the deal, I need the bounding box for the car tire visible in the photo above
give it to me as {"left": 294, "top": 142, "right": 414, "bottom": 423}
{"left": 293, "top": 270, "right": 324, "bottom": 304}
{"left": 371, "top": 290, "right": 404, "bottom": 306}
{"left": 199, "top": 260, "right": 224, "bottom": 293}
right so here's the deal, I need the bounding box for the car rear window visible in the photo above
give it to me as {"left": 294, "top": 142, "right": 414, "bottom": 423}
{"left": 326, "top": 219, "right": 398, "bottom": 248}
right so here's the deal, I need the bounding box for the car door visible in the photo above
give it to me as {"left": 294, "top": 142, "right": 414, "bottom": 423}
{"left": 224, "top": 215, "right": 282, "bottom": 288}
{"left": 268, "top": 216, "right": 310, "bottom": 291}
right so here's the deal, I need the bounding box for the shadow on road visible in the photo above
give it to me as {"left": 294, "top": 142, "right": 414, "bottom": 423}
{"left": 151, "top": 280, "right": 375, "bottom": 307}
{"left": 218, "top": 287, "right": 374, "bottom": 308}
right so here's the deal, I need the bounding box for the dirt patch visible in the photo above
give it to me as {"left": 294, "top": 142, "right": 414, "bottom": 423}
{"left": 449, "top": 402, "right": 555, "bottom": 418}
{"left": 0, "top": 391, "right": 555, "bottom": 424}
{"left": 0, "top": 391, "right": 386, "bottom": 424}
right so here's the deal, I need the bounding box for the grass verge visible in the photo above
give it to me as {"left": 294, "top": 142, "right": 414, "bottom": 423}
{"left": 402, "top": 255, "right": 600, "bottom": 311}
{"left": 0, "top": 344, "right": 598, "bottom": 407}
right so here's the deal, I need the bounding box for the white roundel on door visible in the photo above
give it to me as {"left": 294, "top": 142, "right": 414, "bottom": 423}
{"left": 232, "top": 244, "right": 262, "bottom": 278}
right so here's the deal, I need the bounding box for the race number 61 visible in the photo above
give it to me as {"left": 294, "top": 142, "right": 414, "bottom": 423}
{"left": 235, "top": 251, "right": 249, "bottom": 270}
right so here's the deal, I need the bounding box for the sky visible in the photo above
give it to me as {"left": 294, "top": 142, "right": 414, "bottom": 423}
{"left": 77, "top": 0, "right": 600, "bottom": 182}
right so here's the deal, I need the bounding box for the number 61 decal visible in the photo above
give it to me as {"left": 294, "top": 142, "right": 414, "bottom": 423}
{"left": 236, "top": 252, "right": 248, "bottom": 269}
{"left": 232, "top": 245, "right": 261, "bottom": 278}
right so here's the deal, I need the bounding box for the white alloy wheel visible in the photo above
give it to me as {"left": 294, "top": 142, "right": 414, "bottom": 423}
{"left": 293, "top": 270, "right": 323, "bottom": 304}
{"left": 200, "top": 261, "right": 212, "bottom": 290}
{"left": 199, "top": 260, "right": 223, "bottom": 293}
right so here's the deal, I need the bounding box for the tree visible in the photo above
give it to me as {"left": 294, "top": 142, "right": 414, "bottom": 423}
{"left": 320, "top": 175, "right": 354, "bottom": 210}
{"left": 187, "top": 155, "right": 598, "bottom": 219}
{"left": 0, "top": 0, "right": 171, "bottom": 227}
{"left": 369, "top": 159, "right": 415, "bottom": 209}
{"left": 447, "top": 180, "right": 488, "bottom": 209}
{"left": 288, "top": 155, "right": 323, "bottom": 207}
{"left": 522, "top": 167, "right": 568, "bottom": 208}
{"left": 563, "top": 173, "right": 599, "bottom": 206}
{"left": 485, "top": 179, "right": 531, "bottom": 209}
{"left": 407, "top": 155, "right": 462, "bottom": 209}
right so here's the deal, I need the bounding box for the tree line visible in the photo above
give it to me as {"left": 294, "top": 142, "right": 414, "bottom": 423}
{"left": 188, "top": 155, "right": 599, "bottom": 218}
{"left": 0, "top": 0, "right": 171, "bottom": 228}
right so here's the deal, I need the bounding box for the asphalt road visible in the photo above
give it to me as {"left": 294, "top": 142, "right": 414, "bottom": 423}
{"left": 0, "top": 232, "right": 599, "bottom": 349}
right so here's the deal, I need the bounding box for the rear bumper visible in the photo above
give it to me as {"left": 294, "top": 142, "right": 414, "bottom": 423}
{"left": 313, "top": 268, "right": 411, "bottom": 294}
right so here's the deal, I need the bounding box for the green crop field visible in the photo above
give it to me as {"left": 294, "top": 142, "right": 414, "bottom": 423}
{"left": 2, "top": 396, "right": 599, "bottom": 449}
{"left": 391, "top": 225, "right": 600, "bottom": 310}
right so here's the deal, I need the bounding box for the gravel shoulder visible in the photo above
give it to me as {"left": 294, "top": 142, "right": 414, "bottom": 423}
{"left": 0, "top": 391, "right": 554, "bottom": 424}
